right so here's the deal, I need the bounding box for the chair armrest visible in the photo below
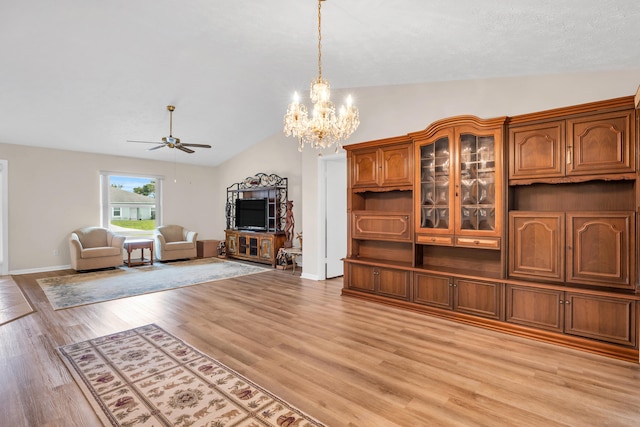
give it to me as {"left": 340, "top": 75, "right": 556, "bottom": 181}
{"left": 69, "top": 234, "right": 83, "bottom": 258}
{"left": 155, "top": 233, "right": 167, "bottom": 246}
{"left": 185, "top": 231, "right": 197, "bottom": 243}
{"left": 111, "top": 234, "right": 126, "bottom": 249}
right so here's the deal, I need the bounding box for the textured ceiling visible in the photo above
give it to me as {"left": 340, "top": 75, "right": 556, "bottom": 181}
{"left": 1, "top": 0, "right": 640, "bottom": 166}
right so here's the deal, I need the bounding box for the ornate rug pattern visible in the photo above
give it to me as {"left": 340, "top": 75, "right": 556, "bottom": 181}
{"left": 37, "top": 258, "right": 269, "bottom": 310}
{"left": 58, "top": 324, "right": 326, "bottom": 427}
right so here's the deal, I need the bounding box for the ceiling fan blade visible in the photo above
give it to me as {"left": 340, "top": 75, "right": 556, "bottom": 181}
{"left": 148, "top": 144, "right": 166, "bottom": 151}
{"left": 181, "top": 143, "right": 212, "bottom": 148}
{"left": 177, "top": 145, "right": 195, "bottom": 153}
{"left": 128, "top": 140, "right": 163, "bottom": 144}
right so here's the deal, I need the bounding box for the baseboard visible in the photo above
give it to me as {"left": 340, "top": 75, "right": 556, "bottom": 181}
{"left": 301, "top": 272, "right": 321, "bottom": 281}
{"left": 10, "top": 264, "right": 71, "bottom": 275}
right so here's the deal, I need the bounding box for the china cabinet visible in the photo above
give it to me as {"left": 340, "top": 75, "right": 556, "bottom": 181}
{"left": 342, "top": 96, "right": 640, "bottom": 362}
{"left": 411, "top": 117, "right": 506, "bottom": 250}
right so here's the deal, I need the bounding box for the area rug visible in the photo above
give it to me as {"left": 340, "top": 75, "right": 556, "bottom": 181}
{"left": 58, "top": 324, "right": 326, "bottom": 427}
{"left": 37, "top": 258, "right": 269, "bottom": 310}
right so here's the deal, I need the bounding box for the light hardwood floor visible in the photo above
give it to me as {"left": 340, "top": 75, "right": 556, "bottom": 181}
{"left": 3, "top": 267, "right": 640, "bottom": 426}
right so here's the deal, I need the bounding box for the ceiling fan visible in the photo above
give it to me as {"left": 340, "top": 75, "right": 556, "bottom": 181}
{"left": 127, "top": 105, "right": 212, "bottom": 153}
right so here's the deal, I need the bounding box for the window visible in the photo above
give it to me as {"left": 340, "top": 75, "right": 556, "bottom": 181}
{"left": 100, "top": 172, "right": 163, "bottom": 239}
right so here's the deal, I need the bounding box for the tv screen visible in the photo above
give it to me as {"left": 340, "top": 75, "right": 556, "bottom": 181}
{"left": 235, "top": 198, "right": 267, "bottom": 230}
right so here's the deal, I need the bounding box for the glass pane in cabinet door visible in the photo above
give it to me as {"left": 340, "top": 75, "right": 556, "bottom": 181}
{"left": 478, "top": 207, "right": 496, "bottom": 231}
{"left": 460, "top": 134, "right": 478, "bottom": 180}
{"left": 477, "top": 136, "right": 495, "bottom": 170}
{"left": 420, "top": 136, "right": 449, "bottom": 229}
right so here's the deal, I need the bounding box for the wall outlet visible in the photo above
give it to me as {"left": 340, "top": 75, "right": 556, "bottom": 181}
{"left": 53, "top": 249, "right": 59, "bottom": 256}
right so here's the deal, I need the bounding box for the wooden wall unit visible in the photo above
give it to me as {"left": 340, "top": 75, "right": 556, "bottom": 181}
{"left": 343, "top": 96, "right": 640, "bottom": 363}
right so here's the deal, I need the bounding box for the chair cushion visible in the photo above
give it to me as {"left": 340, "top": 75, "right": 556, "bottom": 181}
{"left": 81, "top": 246, "right": 122, "bottom": 259}
{"left": 165, "top": 241, "right": 194, "bottom": 251}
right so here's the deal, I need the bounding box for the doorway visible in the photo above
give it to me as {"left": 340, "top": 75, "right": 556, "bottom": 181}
{"left": 319, "top": 154, "right": 347, "bottom": 279}
{"left": 0, "top": 160, "right": 8, "bottom": 275}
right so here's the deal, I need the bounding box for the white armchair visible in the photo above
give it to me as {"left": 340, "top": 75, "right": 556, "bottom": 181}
{"left": 69, "top": 226, "right": 125, "bottom": 271}
{"left": 154, "top": 225, "right": 198, "bottom": 261}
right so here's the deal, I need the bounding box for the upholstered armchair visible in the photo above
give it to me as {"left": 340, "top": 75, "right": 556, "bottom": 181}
{"left": 154, "top": 225, "right": 198, "bottom": 261}
{"left": 69, "top": 226, "right": 125, "bottom": 271}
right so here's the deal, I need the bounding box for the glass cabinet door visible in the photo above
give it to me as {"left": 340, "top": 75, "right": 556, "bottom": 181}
{"left": 418, "top": 133, "right": 453, "bottom": 234}
{"left": 458, "top": 133, "right": 496, "bottom": 233}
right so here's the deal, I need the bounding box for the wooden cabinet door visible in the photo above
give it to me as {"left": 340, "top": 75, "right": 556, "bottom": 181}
{"left": 509, "top": 121, "right": 565, "bottom": 180}
{"left": 454, "top": 125, "right": 504, "bottom": 245}
{"left": 564, "top": 293, "right": 636, "bottom": 346}
{"left": 379, "top": 144, "right": 413, "bottom": 187}
{"left": 351, "top": 211, "right": 412, "bottom": 242}
{"left": 567, "top": 110, "right": 635, "bottom": 175}
{"left": 259, "top": 237, "right": 272, "bottom": 261}
{"left": 414, "top": 128, "right": 455, "bottom": 239}
{"left": 413, "top": 273, "right": 453, "bottom": 309}
{"left": 505, "top": 285, "right": 564, "bottom": 332}
{"left": 509, "top": 212, "right": 564, "bottom": 282}
{"left": 346, "top": 263, "right": 376, "bottom": 292}
{"left": 454, "top": 279, "right": 503, "bottom": 320}
{"left": 352, "top": 149, "right": 379, "bottom": 188}
{"left": 566, "top": 212, "right": 634, "bottom": 289}
{"left": 226, "top": 232, "right": 238, "bottom": 255}
{"left": 376, "top": 266, "right": 410, "bottom": 300}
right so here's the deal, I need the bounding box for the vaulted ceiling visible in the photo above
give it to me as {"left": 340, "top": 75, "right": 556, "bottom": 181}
{"left": 2, "top": 0, "right": 639, "bottom": 166}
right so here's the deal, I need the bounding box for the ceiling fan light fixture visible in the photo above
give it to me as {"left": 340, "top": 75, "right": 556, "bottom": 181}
{"left": 127, "top": 105, "right": 212, "bottom": 153}
{"left": 283, "top": 0, "right": 360, "bottom": 152}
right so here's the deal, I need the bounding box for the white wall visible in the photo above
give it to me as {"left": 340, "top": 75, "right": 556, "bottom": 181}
{"left": 1, "top": 143, "right": 219, "bottom": 273}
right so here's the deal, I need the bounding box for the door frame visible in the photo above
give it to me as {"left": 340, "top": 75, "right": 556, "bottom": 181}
{"left": 1, "top": 160, "right": 8, "bottom": 275}
{"left": 317, "top": 152, "right": 346, "bottom": 280}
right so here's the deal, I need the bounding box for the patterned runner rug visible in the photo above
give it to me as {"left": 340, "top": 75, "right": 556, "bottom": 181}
{"left": 58, "top": 324, "right": 327, "bottom": 427}
{"left": 37, "top": 258, "right": 268, "bottom": 310}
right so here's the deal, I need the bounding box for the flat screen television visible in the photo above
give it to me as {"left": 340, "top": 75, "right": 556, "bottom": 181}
{"left": 235, "top": 198, "right": 268, "bottom": 231}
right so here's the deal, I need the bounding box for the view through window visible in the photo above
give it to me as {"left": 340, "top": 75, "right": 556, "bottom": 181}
{"left": 102, "top": 174, "right": 162, "bottom": 239}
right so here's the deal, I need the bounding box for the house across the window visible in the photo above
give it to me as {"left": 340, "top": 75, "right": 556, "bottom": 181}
{"left": 103, "top": 175, "right": 161, "bottom": 239}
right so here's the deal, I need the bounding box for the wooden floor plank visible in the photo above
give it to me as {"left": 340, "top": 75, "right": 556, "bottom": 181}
{"left": 2, "top": 268, "right": 640, "bottom": 426}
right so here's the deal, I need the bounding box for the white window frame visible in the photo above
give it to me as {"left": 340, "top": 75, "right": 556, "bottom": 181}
{"left": 100, "top": 171, "right": 163, "bottom": 233}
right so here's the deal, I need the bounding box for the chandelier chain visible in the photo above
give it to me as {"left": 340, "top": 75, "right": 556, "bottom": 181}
{"left": 317, "top": 0, "right": 322, "bottom": 79}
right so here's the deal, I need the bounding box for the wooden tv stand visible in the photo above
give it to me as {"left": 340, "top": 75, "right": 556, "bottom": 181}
{"left": 225, "top": 229, "right": 286, "bottom": 267}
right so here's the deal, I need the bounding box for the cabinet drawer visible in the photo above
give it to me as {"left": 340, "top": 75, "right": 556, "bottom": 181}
{"left": 455, "top": 236, "right": 500, "bottom": 250}
{"left": 352, "top": 211, "right": 412, "bottom": 241}
{"left": 416, "top": 234, "right": 453, "bottom": 246}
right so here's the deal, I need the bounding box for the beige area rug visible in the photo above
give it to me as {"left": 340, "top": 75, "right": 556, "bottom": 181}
{"left": 37, "top": 258, "right": 269, "bottom": 310}
{"left": 58, "top": 324, "right": 327, "bottom": 427}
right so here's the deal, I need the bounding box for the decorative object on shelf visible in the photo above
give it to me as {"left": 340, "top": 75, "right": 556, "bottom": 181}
{"left": 284, "top": 200, "right": 295, "bottom": 248}
{"left": 127, "top": 105, "right": 212, "bottom": 154}
{"left": 283, "top": 0, "right": 359, "bottom": 152}
{"left": 296, "top": 232, "right": 303, "bottom": 250}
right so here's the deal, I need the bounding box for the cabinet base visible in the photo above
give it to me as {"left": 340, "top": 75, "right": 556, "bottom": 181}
{"left": 341, "top": 288, "right": 639, "bottom": 363}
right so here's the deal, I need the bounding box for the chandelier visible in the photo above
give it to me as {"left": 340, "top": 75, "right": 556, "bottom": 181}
{"left": 283, "top": 0, "right": 360, "bottom": 152}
